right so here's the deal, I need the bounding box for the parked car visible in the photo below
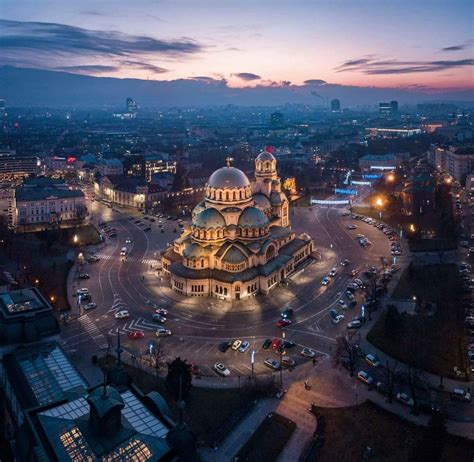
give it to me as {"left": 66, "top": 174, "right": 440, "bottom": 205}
{"left": 282, "top": 357, "right": 296, "bottom": 367}
{"left": 262, "top": 338, "right": 272, "bottom": 349}
{"left": 301, "top": 347, "right": 316, "bottom": 358}
{"left": 365, "top": 354, "right": 380, "bottom": 367}
{"left": 231, "top": 340, "right": 242, "bottom": 350}
{"left": 84, "top": 302, "right": 97, "bottom": 311}
{"left": 451, "top": 388, "right": 472, "bottom": 402}
{"left": 357, "top": 370, "right": 374, "bottom": 385}
{"left": 397, "top": 392, "right": 414, "bottom": 407}
{"left": 213, "top": 363, "right": 230, "bottom": 377}
{"left": 347, "top": 319, "right": 362, "bottom": 329}
{"left": 152, "top": 313, "right": 166, "bottom": 323}
{"left": 264, "top": 358, "right": 281, "bottom": 370}
{"left": 332, "top": 314, "right": 344, "bottom": 325}
{"left": 281, "top": 308, "right": 294, "bottom": 319}
{"left": 239, "top": 341, "right": 250, "bottom": 353}
{"left": 218, "top": 341, "right": 231, "bottom": 352}
{"left": 338, "top": 300, "right": 348, "bottom": 310}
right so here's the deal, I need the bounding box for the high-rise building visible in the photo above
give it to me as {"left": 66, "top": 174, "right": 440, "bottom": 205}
{"left": 125, "top": 97, "right": 138, "bottom": 114}
{"left": 330, "top": 99, "right": 341, "bottom": 112}
{"left": 379, "top": 101, "right": 398, "bottom": 117}
{"left": 0, "top": 99, "right": 5, "bottom": 118}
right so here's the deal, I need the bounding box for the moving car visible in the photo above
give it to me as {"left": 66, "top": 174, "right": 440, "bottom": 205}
{"left": 346, "top": 224, "right": 357, "bottom": 230}
{"left": 231, "top": 340, "right": 242, "bottom": 350}
{"left": 128, "top": 331, "right": 144, "bottom": 340}
{"left": 125, "top": 237, "right": 132, "bottom": 244}
{"left": 350, "top": 269, "right": 359, "bottom": 277}
{"left": 120, "top": 247, "right": 128, "bottom": 257}
{"left": 340, "top": 259, "right": 350, "bottom": 266}
{"left": 277, "top": 318, "right": 292, "bottom": 328}
{"left": 301, "top": 347, "right": 316, "bottom": 358}
{"left": 84, "top": 302, "right": 97, "bottom": 311}
{"left": 115, "top": 310, "right": 130, "bottom": 319}
{"left": 214, "top": 363, "right": 230, "bottom": 377}
{"left": 78, "top": 273, "right": 90, "bottom": 279}
{"left": 152, "top": 313, "right": 166, "bottom": 323}
{"left": 155, "top": 308, "right": 168, "bottom": 316}
{"left": 321, "top": 277, "right": 330, "bottom": 286}
{"left": 357, "top": 370, "right": 374, "bottom": 385}
{"left": 365, "top": 354, "right": 380, "bottom": 367}
{"left": 264, "top": 358, "right": 281, "bottom": 370}
{"left": 156, "top": 327, "right": 172, "bottom": 337}
{"left": 281, "top": 308, "right": 294, "bottom": 319}
{"left": 329, "top": 267, "right": 338, "bottom": 277}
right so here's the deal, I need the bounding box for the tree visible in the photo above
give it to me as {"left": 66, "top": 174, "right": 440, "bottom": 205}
{"left": 383, "top": 359, "right": 399, "bottom": 403}
{"left": 405, "top": 359, "right": 425, "bottom": 416}
{"left": 410, "top": 412, "right": 447, "bottom": 462}
{"left": 385, "top": 304, "right": 403, "bottom": 340}
{"left": 335, "top": 334, "right": 359, "bottom": 377}
{"left": 166, "top": 357, "right": 192, "bottom": 400}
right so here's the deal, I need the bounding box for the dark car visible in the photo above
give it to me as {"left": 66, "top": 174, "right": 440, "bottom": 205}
{"left": 262, "top": 338, "right": 272, "bottom": 349}
{"left": 281, "top": 308, "right": 294, "bottom": 319}
{"left": 218, "top": 341, "right": 231, "bottom": 353}
{"left": 283, "top": 340, "right": 296, "bottom": 349}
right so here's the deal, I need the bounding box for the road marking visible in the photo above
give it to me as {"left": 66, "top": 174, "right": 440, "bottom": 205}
{"left": 78, "top": 315, "right": 109, "bottom": 349}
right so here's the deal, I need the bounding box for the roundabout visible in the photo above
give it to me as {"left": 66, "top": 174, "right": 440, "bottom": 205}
{"left": 61, "top": 194, "right": 396, "bottom": 380}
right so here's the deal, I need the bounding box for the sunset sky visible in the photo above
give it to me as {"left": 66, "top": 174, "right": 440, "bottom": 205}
{"left": 1, "top": 0, "right": 473, "bottom": 92}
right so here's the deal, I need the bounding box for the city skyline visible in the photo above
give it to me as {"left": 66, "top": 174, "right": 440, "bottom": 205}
{"left": 1, "top": 0, "right": 473, "bottom": 97}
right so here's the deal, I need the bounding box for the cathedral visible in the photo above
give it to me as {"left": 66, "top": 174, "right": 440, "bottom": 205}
{"left": 161, "top": 150, "right": 315, "bottom": 300}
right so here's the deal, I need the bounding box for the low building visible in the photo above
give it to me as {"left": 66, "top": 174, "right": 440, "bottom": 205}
{"left": 13, "top": 179, "right": 86, "bottom": 230}
{"left": 95, "top": 158, "right": 124, "bottom": 177}
{"left": 365, "top": 127, "right": 422, "bottom": 138}
{"left": 400, "top": 174, "right": 436, "bottom": 216}
{"left": 358, "top": 154, "right": 405, "bottom": 172}
{"left": 43, "top": 156, "right": 77, "bottom": 174}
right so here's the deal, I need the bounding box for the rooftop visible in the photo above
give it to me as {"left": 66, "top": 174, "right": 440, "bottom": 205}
{"left": 15, "top": 187, "right": 84, "bottom": 202}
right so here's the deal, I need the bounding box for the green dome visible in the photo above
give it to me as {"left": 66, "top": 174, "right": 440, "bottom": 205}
{"left": 238, "top": 206, "right": 269, "bottom": 228}
{"left": 193, "top": 207, "right": 226, "bottom": 229}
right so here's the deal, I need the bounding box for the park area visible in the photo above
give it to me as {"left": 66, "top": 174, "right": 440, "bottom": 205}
{"left": 368, "top": 264, "right": 466, "bottom": 379}
{"left": 235, "top": 412, "right": 296, "bottom": 462}
{"left": 312, "top": 401, "right": 473, "bottom": 462}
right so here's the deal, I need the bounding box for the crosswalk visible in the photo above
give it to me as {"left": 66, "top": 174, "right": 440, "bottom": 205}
{"left": 78, "top": 314, "right": 109, "bottom": 349}
{"left": 94, "top": 253, "right": 159, "bottom": 266}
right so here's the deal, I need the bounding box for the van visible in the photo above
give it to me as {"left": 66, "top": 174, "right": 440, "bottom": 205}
{"left": 120, "top": 247, "right": 128, "bottom": 257}
{"left": 451, "top": 388, "right": 471, "bottom": 402}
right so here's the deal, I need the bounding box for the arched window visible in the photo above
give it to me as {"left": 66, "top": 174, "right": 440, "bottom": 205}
{"left": 239, "top": 190, "right": 243, "bottom": 199}
{"left": 226, "top": 191, "right": 230, "bottom": 201}
{"left": 219, "top": 191, "right": 223, "bottom": 200}
{"left": 201, "top": 259, "right": 204, "bottom": 267}
{"left": 233, "top": 191, "right": 236, "bottom": 200}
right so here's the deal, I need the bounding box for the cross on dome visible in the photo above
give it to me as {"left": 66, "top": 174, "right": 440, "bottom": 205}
{"left": 225, "top": 157, "right": 234, "bottom": 167}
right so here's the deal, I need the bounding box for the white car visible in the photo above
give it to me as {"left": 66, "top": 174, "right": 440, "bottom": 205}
{"left": 301, "top": 347, "right": 316, "bottom": 358}
{"left": 346, "top": 224, "right": 357, "bottom": 230}
{"left": 125, "top": 237, "right": 132, "bottom": 244}
{"left": 231, "top": 339, "right": 242, "bottom": 350}
{"left": 338, "top": 300, "right": 348, "bottom": 310}
{"left": 321, "top": 277, "right": 330, "bottom": 286}
{"left": 156, "top": 327, "right": 171, "bottom": 337}
{"left": 84, "top": 302, "right": 97, "bottom": 311}
{"left": 347, "top": 320, "right": 362, "bottom": 329}
{"left": 329, "top": 268, "right": 337, "bottom": 277}
{"left": 396, "top": 392, "right": 414, "bottom": 407}
{"left": 332, "top": 314, "right": 344, "bottom": 325}
{"left": 115, "top": 310, "right": 130, "bottom": 319}
{"left": 365, "top": 354, "right": 380, "bottom": 367}
{"left": 77, "top": 288, "right": 89, "bottom": 295}
{"left": 214, "top": 362, "right": 230, "bottom": 377}
{"left": 357, "top": 370, "right": 374, "bottom": 385}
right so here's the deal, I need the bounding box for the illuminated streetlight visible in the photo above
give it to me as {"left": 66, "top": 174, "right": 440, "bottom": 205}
{"left": 73, "top": 234, "right": 78, "bottom": 244}
{"left": 50, "top": 295, "right": 56, "bottom": 303}
{"left": 409, "top": 224, "right": 416, "bottom": 232}
{"left": 387, "top": 173, "right": 395, "bottom": 182}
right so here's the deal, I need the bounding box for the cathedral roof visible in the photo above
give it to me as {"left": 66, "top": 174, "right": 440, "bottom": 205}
{"left": 238, "top": 206, "right": 269, "bottom": 228}
{"left": 208, "top": 166, "right": 250, "bottom": 189}
{"left": 193, "top": 207, "right": 226, "bottom": 229}
{"left": 256, "top": 150, "right": 276, "bottom": 162}
{"left": 183, "top": 243, "right": 208, "bottom": 259}
{"left": 222, "top": 246, "right": 247, "bottom": 264}
{"left": 253, "top": 193, "right": 271, "bottom": 210}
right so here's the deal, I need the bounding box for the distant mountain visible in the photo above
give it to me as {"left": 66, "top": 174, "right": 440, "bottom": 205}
{"left": 0, "top": 66, "right": 472, "bottom": 108}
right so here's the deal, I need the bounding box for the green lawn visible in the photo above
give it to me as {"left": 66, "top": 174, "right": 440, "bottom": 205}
{"left": 368, "top": 264, "right": 467, "bottom": 379}
{"left": 235, "top": 412, "right": 296, "bottom": 462}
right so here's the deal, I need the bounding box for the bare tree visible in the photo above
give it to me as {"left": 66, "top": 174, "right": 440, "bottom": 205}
{"left": 383, "top": 359, "right": 400, "bottom": 403}
{"left": 335, "top": 333, "right": 359, "bottom": 377}
{"left": 405, "top": 361, "right": 425, "bottom": 416}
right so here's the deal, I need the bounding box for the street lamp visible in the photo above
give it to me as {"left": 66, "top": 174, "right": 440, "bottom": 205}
{"left": 375, "top": 196, "right": 384, "bottom": 219}
{"left": 387, "top": 173, "right": 395, "bottom": 183}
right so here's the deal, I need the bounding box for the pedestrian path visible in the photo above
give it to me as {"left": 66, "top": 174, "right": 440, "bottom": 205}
{"left": 78, "top": 314, "right": 109, "bottom": 349}
{"left": 94, "top": 253, "right": 158, "bottom": 266}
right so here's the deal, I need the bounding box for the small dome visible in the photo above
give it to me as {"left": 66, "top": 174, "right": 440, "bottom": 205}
{"left": 238, "top": 206, "right": 269, "bottom": 228}
{"left": 193, "top": 208, "right": 226, "bottom": 229}
{"left": 183, "top": 243, "right": 208, "bottom": 258}
{"left": 192, "top": 201, "right": 206, "bottom": 216}
{"left": 253, "top": 193, "right": 271, "bottom": 210}
{"left": 208, "top": 166, "right": 250, "bottom": 189}
{"left": 256, "top": 150, "right": 276, "bottom": 162}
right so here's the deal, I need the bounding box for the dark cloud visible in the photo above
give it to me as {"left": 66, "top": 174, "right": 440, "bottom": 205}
{"left": 54, "top": 65, "right": 118, "bottom": 74}
{"left": 336, "top": 57, "right": 474, "bottom": 75}
{"left": 304, "top": 79, "right": 327, "bottom": 86}
{"left": 0, "top": 19, "right": 203, "bottom": 72}
{"left": 120, "top": 61, "right": 168, "bottom": 74}
{"left": 442, "top": 44, "right": 465, "bottom": 51}
{"left": 233, "top": 72, "right": 261, "bottom": 81}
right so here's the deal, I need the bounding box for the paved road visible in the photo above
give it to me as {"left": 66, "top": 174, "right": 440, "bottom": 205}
{"left": 61, "top": 201, "right": 398, "bottom": 380}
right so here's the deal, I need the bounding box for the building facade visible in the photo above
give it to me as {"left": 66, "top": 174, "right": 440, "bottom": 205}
{"left": 162, "top": 151, "right": 315, "bottom": 300}
{"left": 434, "top": 145, "right": 474, "bottom": 183}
